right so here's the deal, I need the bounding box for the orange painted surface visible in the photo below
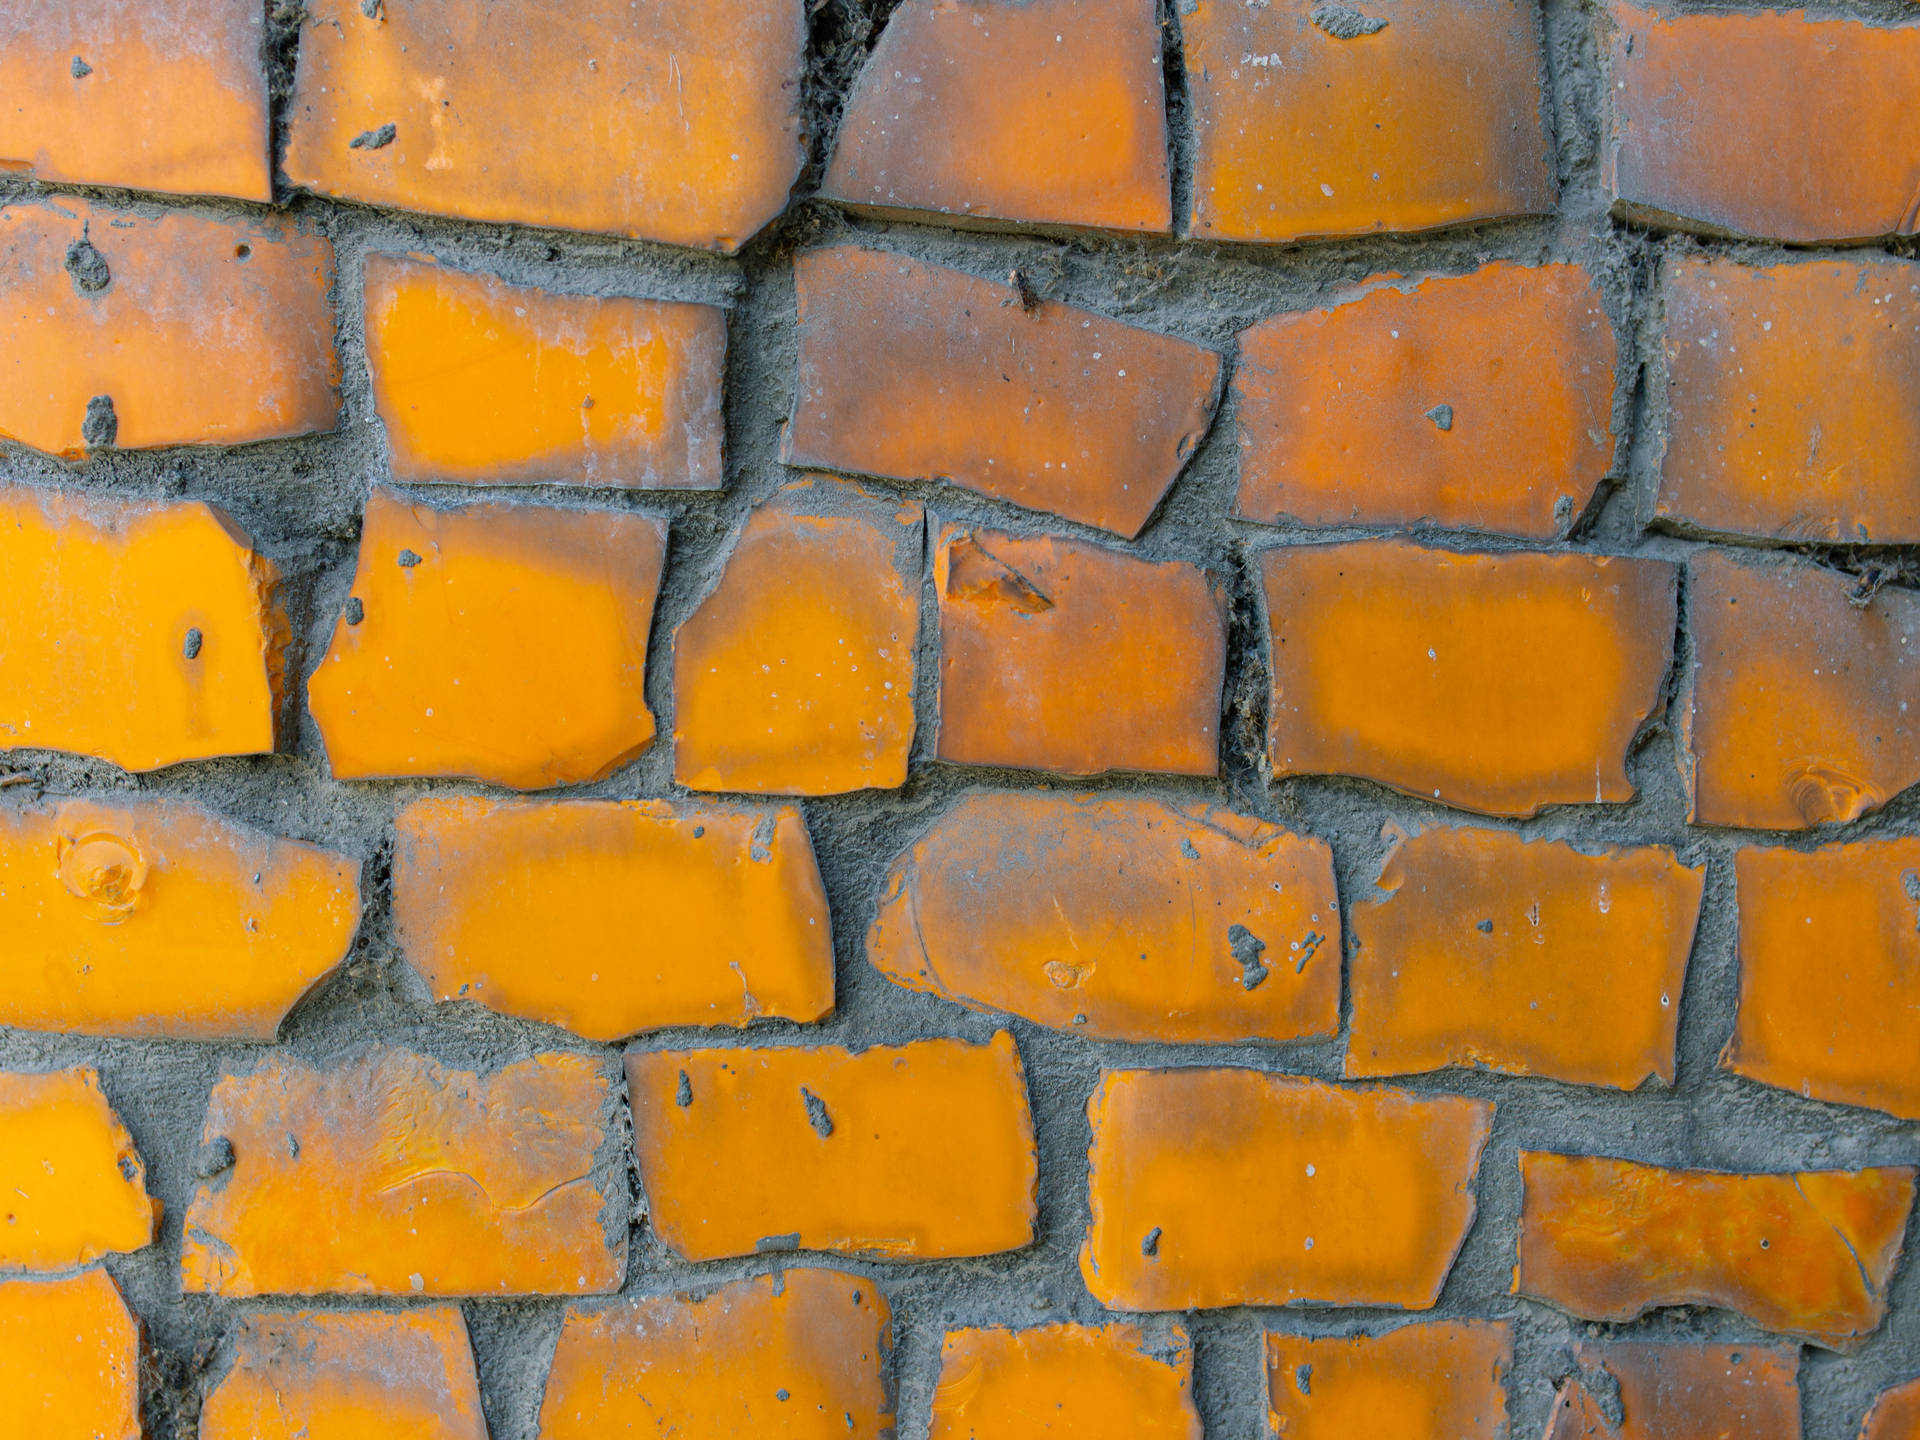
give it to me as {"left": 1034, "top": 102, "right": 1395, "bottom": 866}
{"left": 0, "top": 0, "right": 268, "bottom": 200}
{"left": 1862, "top": 1377, "right": 1920, "bottom": 1440}
{"left": 1724, "top": 839, "right": 1920, "bottom": 1120}
{"left": 200, "top": 1308, "right": 487, "bottom": 1440}
{"left": 0, "top": 200, "right": 338, "bottom": 458}
{"left": 1517, "top": 1152, "right": 1915, "bottom": 1350}
{"left": 674, "top": 480, "right": 922, "bottom": 794}
{"left": 1659, "top": 257, "right": 1920, "bottom": 543}
{"left": 936, "top": 528, "right": 1226, "bottom": 776}
{"left": 0, "top": 1068, "right": 157, "bottom": 1270}
{"left": 1606, "top": 3, "right": 1920, "bottom": 243}
{"left": 0, "top": 1270, "right": 141, "bottom": 1440}
{"left": 365, "top": 254, "right": 726, "bottom": 488}
{"left": 1346, "top": 826, "right": 1701, "bottom": 1088}
{"left": 824, "top": 0, "right": 1170, "bottom": 234}
{"left": 393, "top": 796, "right": 833, "bottom": 1040}
{"left": 929, "top": 1323, "right": 1200, "bottom": 1440}
{"left": 1542, "top": 1343, "right": 1800, "bottom": 1440}
{"left": 1184, "top": 0, "right": 1554, "bottom": 242}
{"left": 868, "top": 792, "right": 1339, "bottom": 1043}
{"left": 0, "top": 798, "right": 360, "bottom": 1040}
{"left": 1262, "top": 541, "right": 1677, "bottom": 816}
{"left": 0, "top": 486, "right": 285, "bottom": 773}
{"left": 1265, "top": 1322, "right": 1511, "bottom": 1439}
{"left": 1081, "top": 1069, "right": 1492, "bottom": 1311}
{"left": 308, "top": 490, "right": 666, "bottom": 789}
{"left": 282, "top": 0, "right": 804, "bottom": 248}
{"left": 1234, "top": 264, "right": 1616, "bottom": 538}
{"left": 1684, "top": 549, "right": 1920, "bottom": 829}
{"left": 181, "top": 1048, "right": 624, "bottom": 1296}
{"left": 539, "top": 1269, "right": 893, "bottom": 1439}
{"left": 628, "top": 1034, "right": 1037, "bottom": 1262}
{"left": 785, "top": 248, "right": 1219, "bottom": 536}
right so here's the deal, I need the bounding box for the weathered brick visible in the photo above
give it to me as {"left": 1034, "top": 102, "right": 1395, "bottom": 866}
{"left": 393, "top": 796, "right": 832, "bottom": 1041}
{"left": 1346, "top": 826, "right": 1701, "bottom": 1089}
{"left": 539, "top": 1269, "right": 893, "bottom": 1440}
{"left": 1862, "top": 1377, "right": 1920, "bottom": 1440}
{"left": 181, "top": 1048, "right": 625, "bottom": 1296}
{"left": 0, "top": 797, "right": 360, "bottom": 1040}
{"left": 1543, "top": 1342, "right": 1799, "bottom": 1440}
{"left": 1683, "top": 549, "right": 1920, "bottom": 829}
{"left": 937, "top": 528, "right": 1225, "bottom": 776}
{"left": 1082, "top": 1069, "right": 1492, "bottom": 1311}
{"left": 307, "top": 490, "right": 666, "bottom": 789}
{"left": 0, "top": 1068, "right": 156, "bottom": 1271}
{"left": 1658, "top": 256, "right": 1920, "bottom": 544}
{"left": 1262, "top": 541, "right": 1677, "bottom": 815}
{"left": 1234, "top": 264, "right": 1616, "bottom": 539}
{"left": 867, "top": 792, "right": 1339, "bottom": 1044}
{"left": 0, "top": 0, "right": 268, "bottom": 201}
{"left": 929, "top": 1323, "right": 1199, "bottom": 1440}
{"left": 628, "top": 1034, "right": 1037, "bottom": 1262}
{"left": 0, "top": 200, "right": 337, "bottom": 458}
{"left": 1606, "top": 2, "right": 1920, "bottom": 244}
{"left": 365, "top": 253, "right": 727, "bottom": 489}
{"left": 1265, "top": 1322, "right": 1511, "bottom": 1439}
{"left": 823, "top": 0, "right": 1168, "bottom": 234}
{"left": 283, "top": 0, "right": 803, "bottom": 248}
{"left": 1184, "top": 0, "right": 1554, "bottom": 243}
{"left": 673, "top": 480, "right": 922, "bottom": 795}
{"left": 1516, "top": 1152, "right": 1915, "bottom": 1350}
{"left": 0, "top": 486, "right": 285, "bottom": 773}
{"left": 200, "top": 1308, "right": 486, "bottom": 1440}
{"left": 0, "top": 1270, "right": 140, "bottom": 1440}
{"left": 1722, "top": 840, "right": 1920, "bottom": 1120}
{"left": 784, "top": 248, "right": 1221, "bottom": 537}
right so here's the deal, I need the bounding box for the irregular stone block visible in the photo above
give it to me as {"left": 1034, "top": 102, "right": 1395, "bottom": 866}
{"left": 1542, "top": 1342, "right": 1800, "bottom": 1440}
{"left": 0, "top": 1270, "right": 141, "bottom": 1440}
{"left": 929, "top": 1323, "right": 1200, "bottom": 1440}
{"left": 0, "top": 1068, "right": 157, "bottom": 1271}
{"left": 1861, "top": 1376, "right": 1920, "bottom": 1440}
{"left": 1265, "top": 1322, "right": 1512, "bottom": 1439}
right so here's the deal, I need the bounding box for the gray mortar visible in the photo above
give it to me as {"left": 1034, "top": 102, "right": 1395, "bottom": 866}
{"left": 2, "top": 0, "right": 1920, "bottom": 1436}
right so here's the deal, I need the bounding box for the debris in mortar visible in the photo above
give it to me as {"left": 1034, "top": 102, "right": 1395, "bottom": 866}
{"left": 81, "top": 394, "right": 118, "bottom": 448}
{"left": 350, "top": 122, "right": 397, "bottom": 150}
{"left": 344, "top": 596, "right": 365, "bottom": 626}
{"left": 195, "top": 1136, "right": 236, "bottom": 1179}
{"left": 1005, "top": 268, "right": 1043, "bottom": 312}
{"left": 1311, "top": 2, "right": 1388, "bottom": 39}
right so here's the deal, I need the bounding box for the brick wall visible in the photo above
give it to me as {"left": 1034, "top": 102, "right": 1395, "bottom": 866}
{"left": 1, "top": 0, "right": 1918, "bottom": 1436}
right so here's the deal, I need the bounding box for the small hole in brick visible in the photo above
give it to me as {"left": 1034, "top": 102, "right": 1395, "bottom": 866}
{"left": 234, "top": 243, "right": 252, "bottom": 261}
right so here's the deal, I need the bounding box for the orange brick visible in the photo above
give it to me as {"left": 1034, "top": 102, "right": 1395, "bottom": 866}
{"left": 0, "top": 200, "right": 337, "bottom": 458}
{"left": 1543, "top": 1343, "right": 1800, "bottom": 1440}
{"left": 0, "top": 0, "right": 268, "bottom": 201}
{"left": 200, "top": 1308, "right": 486, "bottom": 1440}
{"left": 1346, "top": 826, "right": 1701, "bottom": 1089}
{"left": 393, "top": 796, "right": 832, "bottom": 1041}
{"left": 628, "top": 1033, "right": 1037, "bottom": 1262}
{"left": 784, "top": 248, "right": 1221, "bottom": 537}
{"left": 0, "top": 1068, "right": 156, "bottom": 1271}
{"left": 1683, "top": 549, "right": 1920, "bottom": 829}
{"left": 867, "top": 792, "right": 1340, "bottom": 1044}
{"left": 1265, "top": 1322, "right": 1511, "bottom": 1440}
{"left": 365, "top": 254, "right": 727, "bottom": 489}
{"left": 0, "top": 486, "right": 284, "bottom": 773}
{"left": 673, "top": 480, "right": 922, "bottom": 794}
{"left": 1723, "top": 840, "right": 1920, "bottom": 1120}
{"left": 1862, "top": 1377, "right": 1920, "bottom": 1440}
{"left": 929, "top": 1323, "right": 1199, "bottom": 1440}
{"left": 1657, "top": 257, "right": 1920, "bottom": 544}
{"left": 1234, "top": 265, "right": 1616, "bottom": 538}
{"left": 936, "top": 528, "right": 1225, "bottom": 776}
{"left": 283, "top": 0, "right": 803, "bottom": 248}
{"left": 1184, "top": 0, "right": 1554, "bottom": 243}
{"left": 307, "top": 490, "right": 666, "bottom": 789}
{"left": 0, "top": 797, "right": 360, "bottom": 1041}
{"left": 1606, "top": 3, "right": 1920, "bottom": 244}
{"left": 822, "top": 0, "right": 1170, "bottom": 234}
{"left": 1516, "top": 1152, "right": 1915, "bottom": 1350}
{"left": 1262, "top": 541, "right": 1677, "bottom": 815}
{"left": 0, "top": 1270, "right": 140, "bottom": 1440}
{"left": 1082, "top": 1069, "right": 1492, "bottom": 1311}
{"left": 539, "top": 1269, "right": 893, "bottom": 1440}
{"left": 181, "top": 1048, "right": 624, "bottom": 1297}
